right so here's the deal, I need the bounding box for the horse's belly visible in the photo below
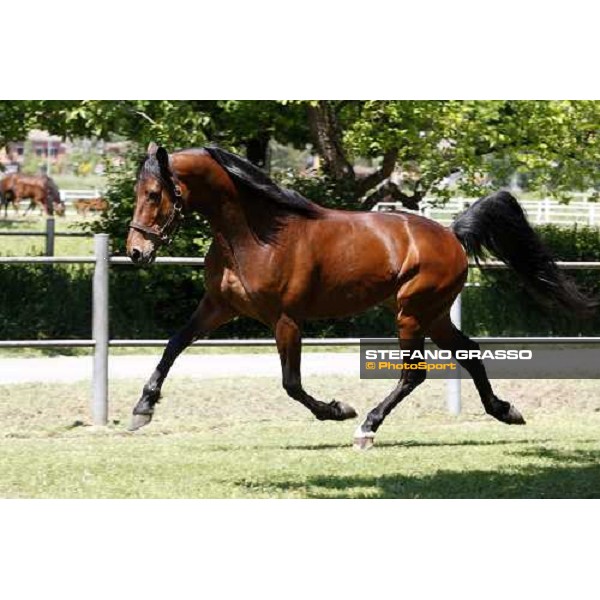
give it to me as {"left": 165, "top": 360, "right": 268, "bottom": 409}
{"left": 302, "top": 275, "right": 398, "bottom": 319}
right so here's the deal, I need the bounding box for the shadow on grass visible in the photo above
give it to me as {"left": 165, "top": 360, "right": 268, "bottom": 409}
{"left": 235, "top": 447, "right": 600, "bottom": 498}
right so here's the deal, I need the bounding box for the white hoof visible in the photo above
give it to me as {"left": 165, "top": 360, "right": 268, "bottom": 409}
{"left": 353, "top": 436, "right": 375, "bottom": 451}
{"left": 353, "top": 425, "right": 375, "bottom": 451}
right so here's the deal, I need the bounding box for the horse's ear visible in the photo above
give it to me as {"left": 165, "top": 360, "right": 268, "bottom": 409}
{"left": 147, "top": 142, "right": 158, "bottom": 156}
{"left": 156, "top": 146, "right": 169, "bottom": 169}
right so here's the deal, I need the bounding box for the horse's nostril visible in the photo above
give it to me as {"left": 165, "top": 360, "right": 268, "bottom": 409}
{"left": 130, "top": 248, "right": 142, "bottom": 263}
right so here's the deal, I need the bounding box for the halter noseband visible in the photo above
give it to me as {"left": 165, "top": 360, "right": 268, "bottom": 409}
{"left": 129, "top": 178, "right": 185, "bottom": 247}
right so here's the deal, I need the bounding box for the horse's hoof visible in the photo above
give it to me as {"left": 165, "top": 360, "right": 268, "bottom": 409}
{"left": 128, "top": 413, "right": 153, "bottom": 431}
{"left": 353, "top": 425, "right": 375, "bottom": 450}
{"left": 330, "top": 400, "right": 358, "bottom": 421}
{"left": 353, "top": 436, "right": 375, "bottom": 451}
{"left": 504, "top": 404, "right": 526, "bottom": 425}
{"left": 492, "top": 402, "right": 526, "bottom": 425}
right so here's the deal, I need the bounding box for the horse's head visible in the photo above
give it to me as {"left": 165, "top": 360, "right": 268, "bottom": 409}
{"left": 54, "top": 200, "right": 66, "bottom": 217}
{"left": 127, "top": 143, "right": 184, "bottom": 265}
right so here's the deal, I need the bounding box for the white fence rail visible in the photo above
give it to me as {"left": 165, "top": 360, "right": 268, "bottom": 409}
{"left": 376, "top": 198, "right": 600, "bottom": 227}
{"left": 1, "top": 236, "right": 599, "bottom": 425}
{"left": 59, "top": 189, "right": 102, "bottom": 203}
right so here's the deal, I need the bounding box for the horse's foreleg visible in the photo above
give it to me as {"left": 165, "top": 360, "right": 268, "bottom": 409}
{"left": 275, "top": 314, "right": 356, "bottom": 421}
{"left": 129, "top": 294, "right": 237, "bottom": 431}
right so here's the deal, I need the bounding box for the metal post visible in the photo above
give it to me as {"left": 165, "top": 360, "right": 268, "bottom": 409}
{"left": 447, "top": 293, "right": 462, "bottom": 415}
{"left": 92, "top": 234, "right": 109, "bottom": 425}
{"left": 45, "top": 217, "right": 55, "bottom": 257}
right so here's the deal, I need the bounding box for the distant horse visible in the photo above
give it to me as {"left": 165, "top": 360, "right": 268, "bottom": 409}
{"left": 126, "top": 143, "right": 595, "bottom": 447}
{"left": 0, "top": 174, "right": 20, "bottom": 217}
{"left": 74, "top": 197, "right": 108, "bottom": 217}
{"left": 0, "top": 173, "right": 65, "bottom": 217}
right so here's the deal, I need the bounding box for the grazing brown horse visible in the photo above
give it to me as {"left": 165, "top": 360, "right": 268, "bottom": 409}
{"left": 126, "top": 143, "right": 594, "bottom": 447}
{"left": 0, "top": 173, "right": 65, "bottom": 217}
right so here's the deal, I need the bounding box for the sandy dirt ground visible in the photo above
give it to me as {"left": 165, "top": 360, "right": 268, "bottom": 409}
{"left": 0, "top": 352, "right": 358, "bottom": 384}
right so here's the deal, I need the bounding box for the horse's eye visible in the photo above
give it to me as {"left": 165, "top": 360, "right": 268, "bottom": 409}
{"left": 148, "top": 191, "right": 161, "bottom": 203}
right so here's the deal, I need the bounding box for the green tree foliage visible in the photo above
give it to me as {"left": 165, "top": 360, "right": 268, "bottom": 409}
{"left": 69, "top": 99, "right": 600, "bottom": 210}
{"left": 2, "top": 100, "right": 599, "bottom": 206}
{"left": 306, "top": 100, "right": 600, "bottom": 208}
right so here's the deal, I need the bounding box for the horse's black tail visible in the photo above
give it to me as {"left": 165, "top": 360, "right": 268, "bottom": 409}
{"left": 451, "top": 190, "right": 597, "bottom": 316}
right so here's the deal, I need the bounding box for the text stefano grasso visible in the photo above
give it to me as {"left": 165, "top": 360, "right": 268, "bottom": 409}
{"left": 364, "top": 349, "right": 533, "bottom": 361}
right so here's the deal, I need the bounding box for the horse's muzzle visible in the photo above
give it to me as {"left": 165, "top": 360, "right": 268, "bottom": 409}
{"left": 128, "top": 246, "right": 156, "bottom": 265}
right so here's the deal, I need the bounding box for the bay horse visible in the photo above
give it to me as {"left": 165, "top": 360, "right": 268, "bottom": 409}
{"left": 0, "top": 173, "right": 65, "bottom": 217}
{"left": 126, "top": 143, "right": 594, "bottom": 448}
{"left": 74, "top": 197, "right": 108, "bottom": 217}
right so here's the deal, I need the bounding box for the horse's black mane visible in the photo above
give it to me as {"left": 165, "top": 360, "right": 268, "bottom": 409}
{"left": 138, "top": 145, "right": 322, "bottom": 244}
{"left": 202, "top": 145, "right": 322, "bottom": 218}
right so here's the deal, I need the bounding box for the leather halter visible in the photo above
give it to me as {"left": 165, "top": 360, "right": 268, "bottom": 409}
{"left": 129, "top": 176, "right": 185, "bottom": 247}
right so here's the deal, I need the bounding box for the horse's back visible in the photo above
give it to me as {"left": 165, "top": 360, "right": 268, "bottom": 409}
{"left": 307, "top": 208, "right": 466, "bottom": 281}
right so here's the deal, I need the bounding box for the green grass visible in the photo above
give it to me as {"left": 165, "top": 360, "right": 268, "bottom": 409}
{"left": 0, "top": 375, "right": 599, "bottom": 498}
{"left": 0, "top": 215, "right": 95, "bottom": 256}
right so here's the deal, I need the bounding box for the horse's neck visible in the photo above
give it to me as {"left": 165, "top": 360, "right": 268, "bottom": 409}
{"left": 173, "top": 153, "right": 280, "bottom": 267}
{"left": 194, "top": 191, "right": 266, "bottom": 273}
{"left": 214, "top": 199, "right": 292, "bottom": 283}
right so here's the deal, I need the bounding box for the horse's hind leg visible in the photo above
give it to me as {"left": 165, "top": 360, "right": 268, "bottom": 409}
{"left": 354, "top": 314, "right": 427, "bottom": 450}
{"left": 275, "top": 314, "right": 357, "bottom": 421}
{"left": 129, "top": 294, "right": 237, "bottom": 431}
{"left": 429, "top": 316, "right": 525, "bottom": 425}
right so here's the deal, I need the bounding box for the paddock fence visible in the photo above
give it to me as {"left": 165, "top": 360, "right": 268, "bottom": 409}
{"left": 376, "top": 197, "right": 600, "bottom": 227}
{"left": 1, "top": 188, "right": 104, "bottom": 254}
{"left": 0, "top": 217, "right": 92, "bottom": 256}
{"left": 1, "top": 233, "right": 600, "bottom": 425}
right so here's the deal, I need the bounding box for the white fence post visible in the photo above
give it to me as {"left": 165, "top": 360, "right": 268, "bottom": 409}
{"left": 447, "top": 293, "right": 462, "bottom": 415}
{"left": 92, "top": 234, "right": 109, "bottom": 426}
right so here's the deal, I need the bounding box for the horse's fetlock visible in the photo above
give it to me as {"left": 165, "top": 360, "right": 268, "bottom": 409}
{"left": 143, "top": 383, "right": 160, "bottom": 398}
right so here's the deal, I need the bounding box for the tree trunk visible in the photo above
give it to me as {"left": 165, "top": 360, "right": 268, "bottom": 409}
{"left": 306, "top": 101, "right": 355, "bottom": 183}
{"left": 306, "top": 102, "right": 407, "bottom": 209}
